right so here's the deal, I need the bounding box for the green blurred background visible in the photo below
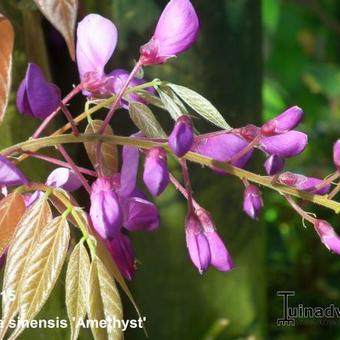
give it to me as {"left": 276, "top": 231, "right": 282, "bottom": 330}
{"left": 1, "top": 0, "right": 340, "bottom": 339}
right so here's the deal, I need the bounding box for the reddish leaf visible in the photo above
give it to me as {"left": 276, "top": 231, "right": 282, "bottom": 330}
{"left": 0, "top": 14, "right": 14, "bottom": 123}
{"left": 0, "top": 193, "right": 26, "bottom": 256}
{"left": 33, "top": 0, "right": 78, "bottom": 60}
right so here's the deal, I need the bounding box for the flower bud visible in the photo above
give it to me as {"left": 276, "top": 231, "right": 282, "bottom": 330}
{"left": 90, "top": 177, "right": 122, "bottom": 240}
{"left": 185, "top": 213, "right": 211, "bottom": 273}
{"left": 243, "top": 185, "right": 263, "bottom": 220}
{"left": 107, "top": 234, "right": 136, "bottom": 280}
{"left": 264, "top": 155, "right": 284, "bottom": 175}
{"left": 333, "top": 140, "right": 340, "bottom": 171}
{"left": 169, "top": 116, "right": 194, "bottom": 157}
{"left": 140, "top": 0, "right": 200, "bottom": 65}
{"left": 261, "top": 106, "right": 303, "bottom": 136}
{"left": 46, "top": 167, "right": 82, "bottom": 192}
{"left": 260, "top": 131, "right": 308, "bottom": 158}
{"left": 314, "top": 220, "right": 340, "bottom": 255}
{"left": 16, "top": 63, "right": 61, "bottom": 119}
{"left": 123, "top": 196, "right": 160, "bottom": 231}
{"left": 0, "top": 155, "right": 28, "bottom": 187}
{"left": 143, "top": 147, "right": 169, "bottom": 196}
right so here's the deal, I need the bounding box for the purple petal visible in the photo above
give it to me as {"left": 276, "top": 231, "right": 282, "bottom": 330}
{"left": 333, "top": 140, "right": 340, "bottom": 171}
{"left": 264, "top": 154, "right": 284, "bottom": 175}
{"left": 169, "top": 116, "right": 194, "bottom": 157}
{"left": 191, "top": 133, "right": 253, "bottom": 173}
{"left": 243, "top": 185, "right": 263, "bottom": 220}
{"left": 107, "top": 234, "right": 135, "bottom": 280}
{"left": 16, "top": 80, "right": 33, "bottom": 116}
{"left": 297, "top": 176, "right": 330, "bottom": 195}
{"left": 205, "top": 231, "right": 234, "bottom": 272}
{"left": 46, "top": 167, "right": 82, "bottom": 192}
{"left": 260, "top": 131, "right": 308, "bottom": 158}
{"left": 76, "top": 14, "right": 118, "bottom": 80}
{"left": 314, "top": 220, "right": 340, "bottom": 255}
{"left": 0, "top": 155, "right": 28, "bottom": 187}
{"left": 23, "top": 191, "right": 44, "bottom": 207}
{"left": 123, "top": 196, "right": 160, "bottom": 231}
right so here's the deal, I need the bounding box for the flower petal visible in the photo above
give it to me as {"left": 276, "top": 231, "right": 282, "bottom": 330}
{"left": 0, "top": 155, "right": 28, "bottom": 187}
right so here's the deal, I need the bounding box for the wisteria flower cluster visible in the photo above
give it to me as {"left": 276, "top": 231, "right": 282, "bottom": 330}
{"left": 0, "top": 0, "right": 339, "bottom": 339}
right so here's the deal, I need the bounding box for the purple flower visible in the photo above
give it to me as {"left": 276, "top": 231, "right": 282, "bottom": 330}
{"left": 191, "top": 133, "right": 253, "bottom": 174}
{"left": 143, "top": 147, "right": 169, "bottom": 196}
{"left": 261, "top": 106, "right": 303, "bottom": 136}
{"left": 314, "top": 220, "right": 340, "bottom": 255}
{"left": 46, "top": 167, "right": 82, "bottom": 192}
{"left": 16, "top": 63, "right": 61, "bottom": 119}
{"left": 169, "top": 116, "right": 194, "bottom": 157}
{"left": 0, "top": 155, "right": 28, "bottom": 187}
{"left": 107, "top": 234, "right": 136, "bottom": 280}
{"left": 243, "top": 185, "right": 263, "bottom": 220}
{"left": 278, "top": 172, "right": 330, "bottom": 195}
{"left": 23, "top": 191, "right": 44, "bottom": 208}
{"left": 333, "top": 140, "right": 340, "bottom": 172}
{"left": 140, "top": 0, "right": 200, "bottom": 65}
{"left": 90, "top": 177, "right": 122, "bottom": 240}
{"left": 264, "top": 154, "right": 284, "bottom": 175}
{"left": 260, "top": 131, "right": 308, "bottom": 158}
{"left": 76, "top": 14, "right": 118, "bottom": 82}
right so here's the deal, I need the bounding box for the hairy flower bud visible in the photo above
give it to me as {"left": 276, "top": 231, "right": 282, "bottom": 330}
{"left": 140, "top": 0, "right": 200, "bottom": 65}
{"left": 333, "top": 140, "right": 340, "bottom": 172}
{"left": 169, "top": 116, "right": 194, "bottom": 157}
{"left": 143, "top": 147, "right": 169, "bottom": 196}
{"left": 264, "top": 154, "right": 284, "bottom": 175}
{"left": 261, "top": 106, "right": 303, "bottom": 136}
{"left": 107, "top": 234, "right": 136, "bottom": 280}
{"left": 90, "top": 177, "right": 122, "bottom": 240}
{"left": 243, "top": 185, "right": 263, "bottom": 220}
{"left": 260, "top": 131, "right": 308, "bottom": 158}
{"left": 314, "top": 220, "right": 340, "bottom": 255}
{"left": 16, "top": 63, "right": 61, "bottom": 120}
{"left": 0, "top": 155, "right": 27, "bottom": 187}
{"left": 46, "top": 167, "right": 82, "bottom": 192}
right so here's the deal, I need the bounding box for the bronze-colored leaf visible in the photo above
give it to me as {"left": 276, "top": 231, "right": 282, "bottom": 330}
{"left": 33, "top": 0, "right": 78, "bottom": 60}
{"left": 66, "top": 242, "right": 90, "bottom": 340}
{"left": 0, "top": 14, "right": 14, "bottom": 123}
{"left": 84, "top": 120, "right": 118, "bottom": 176}
{"left": 0, "top": 193, "right": 26, "bottom": 257}
{"left": 17, "top": 216, "right": 70, "bottom": 329}
{"left": 88, "top": 257, "right": 123, "bottom": 340}
{"left": 1, "top": 199, "right": 52, "bottom": 329}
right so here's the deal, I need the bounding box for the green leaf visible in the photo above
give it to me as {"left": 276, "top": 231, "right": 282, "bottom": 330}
{"left": 128, "top": 102, "right": 167, "bottom": 138}
{"left": 168, "top": 83, "right": 232, "bottom": 130}
{"left": 136, "top": 89, "right": 164, "bottom": 109}
{"left": 66, "top": 242, "right": 91, "bottom": 340}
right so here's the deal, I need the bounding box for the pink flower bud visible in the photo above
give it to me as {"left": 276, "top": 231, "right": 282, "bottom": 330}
{"left": 264, "top": 154, "right": 284, "bottom": 175}
{"left": 243, "top": 185, "right": 263, "bottom": 220}
{"left": 107, "top": 234, "right": 136, "bottom": 280}
{"left": 46, "top": 167, "right": 82, "bottom": 192}
{"left": 314, "top": 220, "right": 340, "bottom": 255}
{"left": 261, "top": 106, "right": 303, "bottom": 136}
{"left": 333, "top": 140, "right": 340, "bottom": 171}
{"left": 169, "top": 116, "right": 194, "bottom": 157}
{"left": 143, "top": 147, "right": 169, "bottom": 196}
{"left": 90, "top": 177, "right": 122, "bottom": 240}
{"left": 140, "top": 0, "right": 200, "bottom": 65}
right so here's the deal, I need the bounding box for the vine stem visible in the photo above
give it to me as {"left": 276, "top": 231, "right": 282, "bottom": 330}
{"left": 2, "top": 133, "right": 340, "bottom": 213}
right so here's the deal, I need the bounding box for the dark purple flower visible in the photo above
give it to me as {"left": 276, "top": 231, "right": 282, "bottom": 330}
{"left": 191, "top": 133, "right": 253, "bottom": 174}
{"left": 16, "top": 63, "right": 61, "bottom": 119}
{"left": 278, "top": 172, "right": 330, "bottom": 195}
{"left": 261, "top": 106, "right": 303, "bottom": 136}
{"left": 314, "top": 220, "right": 340, "bottom": 255}
{"left": 243, "top": 185, "right": 263, "bottom": 220}
{"left": 107, "top": 234, "right": 136, "bottom": 280}
{"left": 0, "top": 155, "right": 28, "bottom": 187}
{"left": 143, "top": 147, "right": 169, "bottom": 196}
{"left": 169, "top": 116, "right": 194, "bottom": 157}
{"left": 123, "top": 196, "right": 160, "bottom": 231}
{"left": 260, "top": 131, "right": 308, "bottom": 158}
{"left": 46, "top": 167, "right": 82, "bottom": 192}
{"left": 333, "top": 140, "right": 340, "bottom": 172}
{"left": 90, "top": 177, "right": 122, "bottom": 240}
{"left": 140, "top": 0, "right": 200, "bottom": 65}
{"left": 264, "top": 154, "right": 284, "bottom": 175}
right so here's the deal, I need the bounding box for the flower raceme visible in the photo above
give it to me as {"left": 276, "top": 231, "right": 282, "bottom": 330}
{"left": 140, "top": 0, "right": 200, "bottom": 65}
